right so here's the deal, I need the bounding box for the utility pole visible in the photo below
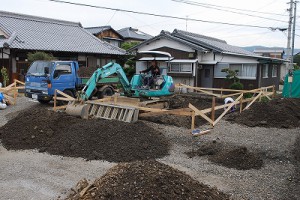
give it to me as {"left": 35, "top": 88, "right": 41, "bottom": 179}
{"left": 291, "top": 1, "right": 298, "bottom": 68}
{"left": 286, "top": 0, "right": 293, "bottom": 74}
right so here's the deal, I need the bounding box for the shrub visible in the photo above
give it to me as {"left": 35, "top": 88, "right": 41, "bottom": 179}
{"left": 229, "top": 82, "right": 244, "bottom": 90}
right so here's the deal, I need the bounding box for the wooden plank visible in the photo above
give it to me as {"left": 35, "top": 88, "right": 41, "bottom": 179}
{"left": 189, "top": 103, "right": 213, "bottom": 124}
{"left": 3, "top": 94, "right": 15, "bottom": 105}
{"left": 139, "top": 108, "right": 192, "bottom": 117}
{"left": 221, "top": 92, "right": 243, "bottom": 98}
{"left": 213, "top": 93, "right": 243, "bottom": 126}
{"left": 53, "top": 105, "right": 67, "bottom": 110}
{"left": 14, "top": 79, "right": 25, "bottom": 85}
{"left": 54, "top": 97, "right": 75, "bottom": 101}
{"left": 56, "top": 89, "right": 75, "bottom": 100}
{"left": 244, "top": 91, "right": 262, "bottom": 110}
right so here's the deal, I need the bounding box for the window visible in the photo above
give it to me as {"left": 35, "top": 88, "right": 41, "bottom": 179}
{"left": 272, "top": 65, "right": 277, "bottom": 77}
{"left": 214, "top": 63, "right": 256, "bottom": 79}
{"left": 54, "top": 63, "right": 72, "bottom": 78}
{"left": 262, "top": 64, "right": 269, "bottom": 78}
{"left": 169, "top": 63, "right": 192, "bottom": 73}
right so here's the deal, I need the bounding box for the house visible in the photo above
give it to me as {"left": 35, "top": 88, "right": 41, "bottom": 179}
{"left": 0, "top": 11, "right": 125, "bottom": 83}
{"left": 253, "top": 47, "right": 285, "bottom": 59}
{"left": 85, "top": 26, "right": 123, "bottom": 47}
{"left": 254, "top": 47, "right": 286, "bottom": 80}
{"left": 130, "top": 29, "right": 285, "bottom": 90}
{"left": 118, "top": 27, "right": 152, "bottom": 43}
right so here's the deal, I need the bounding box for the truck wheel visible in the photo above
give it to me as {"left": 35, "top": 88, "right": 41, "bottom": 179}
{"left": 97, "top": 87, "right": 114, "bottom": 99}
{"left": 57, "top": 90, "right": 74, "bottom": 106}
{"left": 38, "top": 99, "right": 51, "bottom": 104}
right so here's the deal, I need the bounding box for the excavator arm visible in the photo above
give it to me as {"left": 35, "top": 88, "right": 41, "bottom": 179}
{"left": 80, "top": 62, "right": 131, "bottom": 101}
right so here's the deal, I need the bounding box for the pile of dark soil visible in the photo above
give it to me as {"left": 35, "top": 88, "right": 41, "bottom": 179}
{"left": 226, "top": 98, "right": 300, "bottom": 128}
{"left": 66, "top": 160, "right": 229, "bottom": 200}
{"left": 210, "top": 147, "right": 263, "bottom": 170}
{"left": 187, "top": 141, "right": 263, "bottom": 170}
{"left": 140, "top": 94, "right": 222, "bottom": 128}
{"left": 77, "top": 66, "right": 98, "bottom": 77}
{"left": 0, "top": 106, "right": 169, "bottom": 162}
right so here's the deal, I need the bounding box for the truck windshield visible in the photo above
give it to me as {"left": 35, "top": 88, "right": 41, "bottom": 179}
{"left": 27, "top": 61, "right": 52, "bottom": 76}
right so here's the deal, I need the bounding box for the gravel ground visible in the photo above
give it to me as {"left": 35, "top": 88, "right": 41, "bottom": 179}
{"left": 0, "top": 96, "right": 37, "bottom": 126}
{"left": 0, "top": 97, "right": 115, "bottom": 200}
{"left": 0, "top": 96, "right": 299, "bottom": 199}
{"left": 147, "top": 121, "right": 299, "bottom": 200}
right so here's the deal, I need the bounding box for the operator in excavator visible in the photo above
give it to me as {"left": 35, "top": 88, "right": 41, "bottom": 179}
{"left": 140, "top": 60, "right": 160, "bottom": 88}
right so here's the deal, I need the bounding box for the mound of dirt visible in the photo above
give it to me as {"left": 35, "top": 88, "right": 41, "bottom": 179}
{"left": 187, "top": 141, "right": 263, "bottom": 170}
{"left": 226, "top": 98, "right": 300, "bottom": 128}
{"left": 0, "top": 106, "right": 169, "bottom": 162}
{"left": 66, "top": 160, "right": 229, "bottom": 200}
{"left": 209, "top": 147, "right": 263, "bottom": 170}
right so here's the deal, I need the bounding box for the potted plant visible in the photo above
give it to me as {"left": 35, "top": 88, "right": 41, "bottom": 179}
{"left": 1, "top": 66, "right": 9, "bottom": 87}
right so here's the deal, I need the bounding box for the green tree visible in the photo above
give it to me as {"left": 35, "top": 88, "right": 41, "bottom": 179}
{"left": 221, "top": 68, "right": 244, "bottom": 90}
{"left": 27, "top": 51, "right": 56, "bottom": 63}
{"left": 294, "top": 54, "right": 300, "bottom": 67}
{"left": 120, "top": 41, "right": 140, "bottom": 78}
{"left": 121, "top": 41, "right": 140, "bottom": 51}
{"left": 1, "top": 66, "right": 9, "bottom": 87}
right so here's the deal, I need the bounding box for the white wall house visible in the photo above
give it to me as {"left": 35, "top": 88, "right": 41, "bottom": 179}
{"left": 130, "top": 29, "right": 285, "bottom": 90}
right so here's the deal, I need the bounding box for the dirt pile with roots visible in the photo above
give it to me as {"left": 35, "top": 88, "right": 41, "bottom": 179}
{"left": 66, "top": 160, "right": 230, "bottom": 200}
{"left": 187, "top": 141, "right": 264, "bottom": 170}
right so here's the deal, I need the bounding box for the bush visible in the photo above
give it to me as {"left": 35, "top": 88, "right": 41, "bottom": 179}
{"left": 229, "top": 82, "right": 244, "bottom": 90}
{"left": 243, "top": 93, "right": 252, "bottom": 98}
{"left": 27, "top": 51, "right": 56, "bottom": 63}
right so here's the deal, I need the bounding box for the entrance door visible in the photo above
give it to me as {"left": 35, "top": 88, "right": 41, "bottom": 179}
{"left": 199, "top": 65, "right": 213, "bottom": 88}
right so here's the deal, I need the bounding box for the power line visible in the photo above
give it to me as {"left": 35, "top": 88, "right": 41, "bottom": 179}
{"left": 172, "top": 0, "right": 288, "bottom": 23}
{"left": 172, "top": 0, "right": 288, "bottom": 17}
{"left": 47, "top": 0, "right": 285, "bottom": 30}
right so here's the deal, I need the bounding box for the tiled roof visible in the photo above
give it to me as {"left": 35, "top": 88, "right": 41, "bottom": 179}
{"left": 85, "top": 26, "right": 112, "bottom": 35}
{"left": 129, "top": 30, "right": 208, "bottom": 52}
{"left": 172, "top": 29, "right": 257, "bottom": 56}
{"left": 118, "top": 27, "right": 152, "bottom": 41}
{"left": 0, "top": 11, "right": 125, "bottom": 55}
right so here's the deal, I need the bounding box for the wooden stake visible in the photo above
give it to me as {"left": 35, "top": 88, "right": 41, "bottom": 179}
{"left": 211, "top": 97, "right": 215, "bottom": 123}
{"left": 53, "top": 89, "right": 57, "bottom": 111}
{"left": 191, "top": 111, "right": 195, "bottom": 130}
{"left": 240, "top": 94, "right": 243, "bottom": 113}
{"left": 272, "top": 85, "right": 276, "bottom": 98}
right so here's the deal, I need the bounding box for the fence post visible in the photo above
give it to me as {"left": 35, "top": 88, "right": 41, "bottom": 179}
{"left": 211, "top": 97, "right": 215, "bottom": 123}
{"left": 191, "top": 111, "right": 195, "bottom": 130}
{"left": 240, "top": 94, "right": 243, "bottom": 113}
{"left": 53, "top": 89, "right": 57, "bottom": 111}
{"left": 272, "top": 85, "right": 276, "bottom": 98}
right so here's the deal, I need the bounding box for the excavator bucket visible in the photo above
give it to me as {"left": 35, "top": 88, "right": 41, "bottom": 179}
{"left": 66, "top": 101, "right": 139, "bottom": 123}
{"left": 65, "top": 101, "right": 90, "bottom": 119}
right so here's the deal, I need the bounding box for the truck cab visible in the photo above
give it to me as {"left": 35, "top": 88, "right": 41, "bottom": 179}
{"left": 25, "top": 60, "right": 80, "bottom": 103}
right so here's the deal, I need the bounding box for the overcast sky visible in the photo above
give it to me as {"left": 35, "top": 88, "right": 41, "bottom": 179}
{"left": 2, "top": 0, "right": 299, "bottom": 48}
